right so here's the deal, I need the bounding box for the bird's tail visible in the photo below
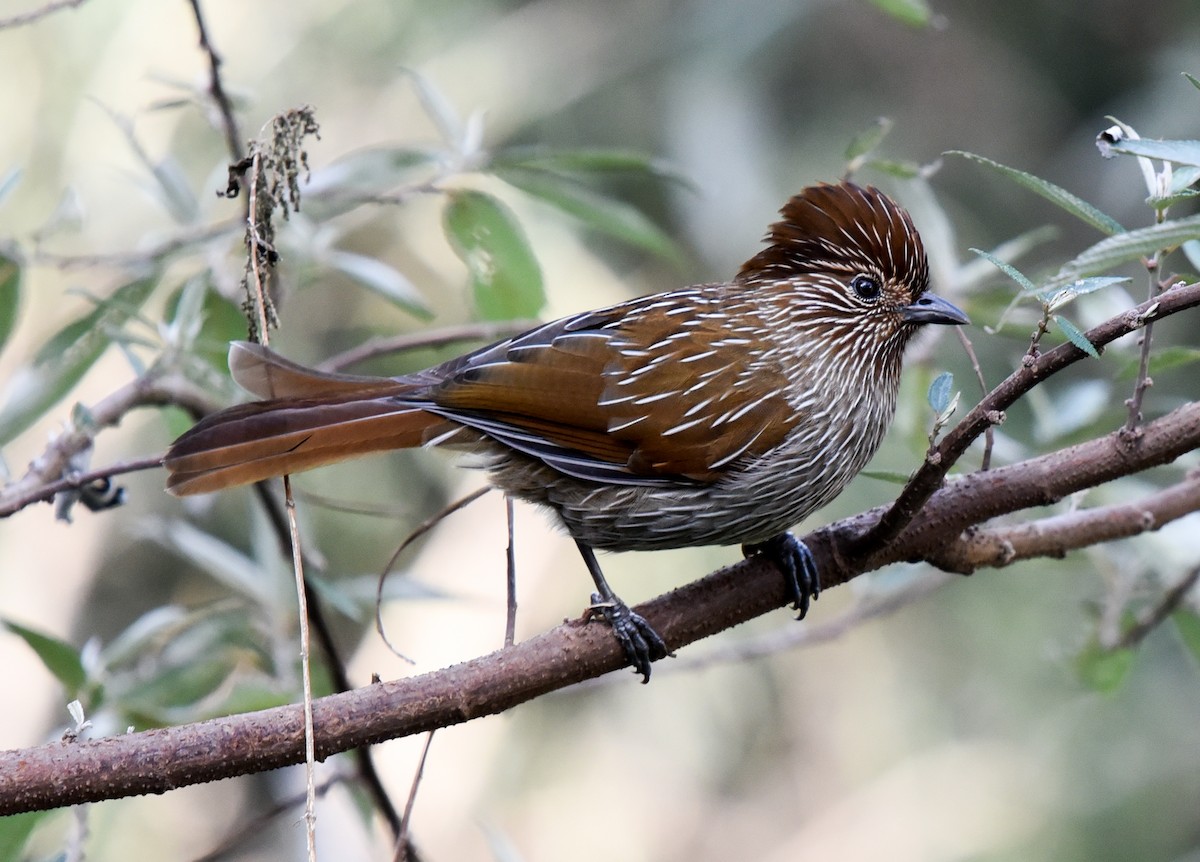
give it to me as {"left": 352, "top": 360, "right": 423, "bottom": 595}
{"left": 164, "top": 342, "right": 451, "bottom": 496}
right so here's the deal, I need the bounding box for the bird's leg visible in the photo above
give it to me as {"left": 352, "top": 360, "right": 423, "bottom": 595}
{"left": 742, "top": 532, "right": 821, "bottom": 619}
{"left": 575, "top": 540, "right": 670, "bottom": 683}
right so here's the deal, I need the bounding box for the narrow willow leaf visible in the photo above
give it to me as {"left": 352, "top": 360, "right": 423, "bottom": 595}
{"left": 1076, "top": 641, "right": 1135, "bottom": 693}
{"left": 443, "top": 190, "right": 545, "bottom": 321}
{"left": 497, "top": 167, "right": 686, "bottom": 267}
{"left": 865, "top": 0, "right": 931, "bottom": 26}
{"left": 324, "top": 250, "right": 432, "bottom": 319}
{"left": 1185, "top": 239, "right": 1200, "bottom": 272}
{"left": 927, "top": 371, "right": 954, "bottom": 413}
{"left": 0, "top": 275, "right": 157, "bottom": 445}
{"left": 969, "top": 247, "right": 1038, "bottom": 293}
{"left": 491, "top": 147, "right": 692, "bottom": 188}
{"left": 845, "top": 117, "right": 894, "bottom": 162}
{"left": 0, "top": 252, "right": 20, "bottom": 355}
{"left": 863, "top": 158, "right": 924, "bottom": 179}
{"left": 1, "top": 618, "right": 86, "bottom": 695}
{"left": 1045, "top": 213, "right": 1200, "bottom": 290}
{"left": 950, "top": 151, "right": 1125, "bottom": 235}
{"left": 1125, "top": 345, "right": 1200, "bottom": 378}
{"left": 1096, "top": 137, "right": 1200, "bottom": 168}
{"left": 1053, "top": 314, "right": 1100, "bottom": 358}
{"left": 1039, "top": 276, "right": 1130, "bottom": 312}
{"left": 304, "top": 146, "right": 443, "bottom": 218}
{"left": 1173, "top": 610, "right": 1200, "bottom": 667}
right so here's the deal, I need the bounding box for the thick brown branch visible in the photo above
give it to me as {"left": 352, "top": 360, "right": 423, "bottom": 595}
{"left": 927, "top": 471, "right": 1200, "bottom": 573}
{"left": 1, "top": 400, "right": 1196, "bottom": 816}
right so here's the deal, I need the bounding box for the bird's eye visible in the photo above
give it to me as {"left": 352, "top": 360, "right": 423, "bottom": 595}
{"left": 850, "top": 274, "right": 881, "bottom": 301}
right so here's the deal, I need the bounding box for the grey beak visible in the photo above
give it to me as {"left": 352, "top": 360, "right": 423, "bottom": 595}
{"left": 902, "top": 292, "right": 970, "bottom": 326}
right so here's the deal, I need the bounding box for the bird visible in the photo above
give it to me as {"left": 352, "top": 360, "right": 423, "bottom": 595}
{"left": 164, "top": 181, "right": 968, "bottom": 681}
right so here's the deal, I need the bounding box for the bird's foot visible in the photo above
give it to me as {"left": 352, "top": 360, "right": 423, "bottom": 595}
{"left": 585, "top": 594, "right": 671, "bottom": 683}
{"left": 743, "top": 532, "right": 821, "bottom": 619}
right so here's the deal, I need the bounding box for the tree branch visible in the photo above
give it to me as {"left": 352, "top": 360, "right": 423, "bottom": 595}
{"left": 2, "top": 398, "right": 1196, "bottom": 815}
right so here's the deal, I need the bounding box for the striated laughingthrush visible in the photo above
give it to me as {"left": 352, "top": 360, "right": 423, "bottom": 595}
{"left": 164, "top": 181, "right": 968, "bottom": 680}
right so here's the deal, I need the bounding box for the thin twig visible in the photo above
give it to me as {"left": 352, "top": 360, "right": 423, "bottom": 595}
{"left": 282, "top": 478, "right": 317, "bottom": 862}
{"left": 392, "top": 731, "right": 435, "bottom": 862}
{"left": 319, "top": 319, "right": 542, "bottom": 372}
{"left": 374, "top": 486, "right": 491, "bottom": 662}
{"left": 1124, "top": 263, "right": 1160, "bottom": 432}
{"left": 504, "top": 495, "right": 517, "bottom": 648}
{"left": 186, "top": 0, "right": 244, "bottom": 163}
{"left": 0, "top": 0, "right": 88, "bottom": 29}
{"left": 955, "top": 327, "right": 994, "bottom": 470}
{"left": 189, "top": 773, "right": 344, "bottom": 862}
{"left": 1117, "top": 563, "right": 1200, "bottom": 650}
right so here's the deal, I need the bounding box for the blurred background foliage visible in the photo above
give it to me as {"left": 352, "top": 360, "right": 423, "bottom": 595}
{"left": 1, "top": 0, "right": 1199, "bottom": 860}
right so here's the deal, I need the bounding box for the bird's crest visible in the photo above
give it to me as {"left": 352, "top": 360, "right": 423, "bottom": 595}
{"left": 737, "top": 182, "right": 929, "bottom": 295}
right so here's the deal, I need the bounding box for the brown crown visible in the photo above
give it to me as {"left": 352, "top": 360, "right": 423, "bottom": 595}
{"left": 736, "top": 182, "right": 929, "bottom": 296}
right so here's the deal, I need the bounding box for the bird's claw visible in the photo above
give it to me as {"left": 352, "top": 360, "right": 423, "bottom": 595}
{"left": 743, "top": 532, "right": 821, "bottom": 619}
{"left": 586, "top": 593, "right": 671, "bottom": 683}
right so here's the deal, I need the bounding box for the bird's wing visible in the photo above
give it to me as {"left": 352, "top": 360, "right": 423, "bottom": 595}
{"left": 427, "top": 289, "right": 799, "bottom": 485}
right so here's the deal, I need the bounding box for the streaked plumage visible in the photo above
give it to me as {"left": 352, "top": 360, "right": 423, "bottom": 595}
{"left": 165, "top": 181, "right": 968, "bottom": 680}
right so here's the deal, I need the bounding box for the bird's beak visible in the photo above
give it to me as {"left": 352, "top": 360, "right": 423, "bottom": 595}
{"left": 902, "top": 292, "right": 970, "bottom": 326}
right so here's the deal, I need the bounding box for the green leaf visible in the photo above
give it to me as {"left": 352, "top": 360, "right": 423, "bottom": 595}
{"left": 1117, "top": 345, "right": 1200, "bottom": 379}
{"left": 1039, "top": 276, "right": 1130, "bottom": 312}
{"left": 863, "top": 158, "right": 924, "bottom": 179}
{"left": 1173, "top": 609, "right": 1200, "bottom": 668}
{"left": 845, "top": 117, "right": 894, "bottom": 163}
{"left": 491, "top": 147, "right": 692, "bottom": 188}
{"left": 0, "top": 811, "right": 53, "bottom": 862}
{"left": 324, "top": 250, "right": 432, "bottom": 319}
{"left": 165, "top": 277, "right": 247, "bottom": 371}
{"left": 1076, "top": 641, "right": 1135, "bottom": 692}
{"left": 1095, "top": 137, "right": 1200, "bottom": 168}
{"left": 2, "top": 618, "right": 86, "bottom": 695}
{"left": 949, "top": 151, "right": 1125, "bottom": 235}
{"left": 497, "top": 167, "right": 685, "bottom": 267}
{"left": 1053, "top": 314, "right": 1100, "bottom": 357}
{"left": 443, "top": 190, "right": 545, "bottom": 321}
{"left": 0, "top": 274, "right": 157, "bottom": 445}
{"left": 927, "top": 371, "right": 953, "bottom": 413}
{"left": 1045, "top": 213, "right": 1200, "bottom": 290}
{"left": 969, "top": 247, "right": 1038, "bottom": 293}
{"left": 865, "top": 0, "right": 932, "bottom": 26}
{"left": 0, "top": 252, "right": 21, "bottom": 355}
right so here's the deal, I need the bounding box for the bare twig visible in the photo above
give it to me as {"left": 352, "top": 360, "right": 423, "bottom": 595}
{"left": 186, "top": 0, "right": 244, "bottom": 163}
{"left": 955, "top": 327, "right": 994, "bottom": 470}
{"left": 0, "top": 0, "right": 88, "bottom": 29}
{"left": 1124, "top": 264, "right": 1161, "bottom": 432}
{"left": 504, "top": 495, "right": 517, "bottom": 647}
{"left": 319, "top": 319, "right": 542, "bottom": 372}
{"left": 392, "top": 732, "right": 435, "bottom": 862}
{"left": 0, "top": 373, "right": 213, "bottom": 518}
{"left": 1117, "top": 563, "right": 1200, "bottom": 650}
{"left": 282, "top": 477, "right": 318, "bottom": 862}
{"left": 374, "top": 487, "right": 492, "bottom": 662}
